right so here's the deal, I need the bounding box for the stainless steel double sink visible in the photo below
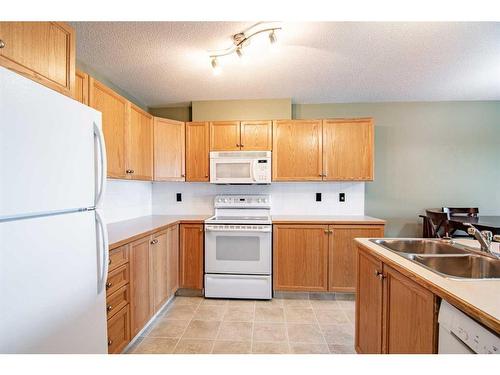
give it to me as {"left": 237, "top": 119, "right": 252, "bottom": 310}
{"left": 370, "top": 239, "right": 500, "bottom": 280}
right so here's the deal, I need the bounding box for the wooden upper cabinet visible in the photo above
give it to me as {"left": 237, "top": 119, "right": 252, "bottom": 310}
{"left": 383, "top": 265, "right": 437, "bottom": 354}
{"left": 89, "top": 78, "right": 128, "bottom": 179}
{"left": 272, "top": 120, "right": 323, "bottom": 181}
{"left": 273, "top": 224, "right": 329, "bottom": 291}
{"left": 323, "top": 118, "right": 374, "bottom": 181}
{"left": 0, "top": 22, "right": 75, "bottom": 96}
{"left": 185, "top": 122, "right": 210, "bottom": 182}
{"left": 154, "top": 117, "right": 185, "bottom": 181}
{"left": 128, "top": 105, "right": 153, "bottom": 180}
{"left": 240, "top": 120, "right": 272, "bottom": 150}
{"left": 355, "top": 247, "right": 384, "bottom": 354}
{"left": 74, "top": 69, "right": 89, "bottom": 105}
{"left": 129, "top": 236, "right": 153, "bottom": 337}
{"left": 209, "top": 121, "right": 240, "bottom": 151}
{"left": 179, "top": 223, "right": 204, "bottom": 290}
{"left": 329, "top": 225, "right": 385, "bottom": 293}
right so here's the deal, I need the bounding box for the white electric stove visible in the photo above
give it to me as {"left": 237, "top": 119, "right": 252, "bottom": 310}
{"left": 204, "top": 195, "right": 272, "bottom": 300}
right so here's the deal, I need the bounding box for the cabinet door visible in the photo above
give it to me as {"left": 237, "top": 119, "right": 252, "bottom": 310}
{"left": 272, "top": 120, "right": 323, "bottom": 181}
{"left": 151, "top": 230, "right": 169, "bottom": 313}
{"left": 273, "top": 225, "right": 329, "bottom": 291}
{"left": 383, "top": 265, "right": 437, "bottom": 354}
{"left": 329, "top": 225, "right": 385, "bottom": 292}
{"left": 89, "top": 78, "right": 127, "bottom": 179}
{"left": 74, "top": 69, "right": 89, "bottom": 105}
{"left": 166, "top": 224, "right": 180, "bottom": 297}
{"left": 107, "top": 305, "right": 131, "bottom": 354}
{"left": 154, "top": 117, "right": 185, "bottom": 181}
{"left": 128, "top": 104, "right": 153, "bottom": 180}
{"left": 179, "top": 224, "right": 204, "bottom": 289}
{"left": 240, "top": 120, "right": 272, "bottom": 150}
{"left": 209, "top": 121, "right": 241, "bottom": 151}
{"left": 129, "top": 236, "right": 153, "bottom": 337}
{"left": 355, "top": 247, "right": 383, "bottom": 354}
{"left": 323, "top": 119, "right": 374, "bottom": 181}
{"left": 0, "top": 22, "right": 75, "bottom": 96}
{"left": 185, "top": 122, "right": 209, "bottom": 181}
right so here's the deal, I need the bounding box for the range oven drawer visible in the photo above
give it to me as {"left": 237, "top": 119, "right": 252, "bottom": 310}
{"left": 205, "top": 274, "right": 272, "bottom": 300}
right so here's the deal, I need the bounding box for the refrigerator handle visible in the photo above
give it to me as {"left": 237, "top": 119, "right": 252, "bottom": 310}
{"left": 93, "top": 121, "right": 107, "bottom": 208}
{"left": 95, "top": 210, "right": 109, "bottom": 294}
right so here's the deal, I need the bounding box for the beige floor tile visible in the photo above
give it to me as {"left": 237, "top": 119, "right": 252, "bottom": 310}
{"left": 336, "top": 300, "right": 355, "bottom": 310}
{"left": 193, "top": 305, "right": 226, "bottom": 321}
{"left": 132, "top": 337, "right": 178, "bottom": 354}
{"left": 290, "top": 342, "right": 330, "bottom": 354}
{"left": 255, "top": 299, "right": 284, "bottom": 307}
{"left": 328, "top": 344, "right": 356, "bottom": 354}
{"left": 287, "top": 323, "right": 325, "bottom": 344}
{"left": 285, "top": 307, "right": 316, "bottom": 323}
{"left": 253, "top": 322, "right": 287, "bottom": 342}
{"left": 226, "top": 300, "right": 256, "bottom": 308}
{"left": 217, "top": 321, "right": 253, "bottom": 341}
{"left": 183, "top": 320, "right": 221, "bottom": 340}
{"left": 344, "top": 309, "right": 355, "bottom": 323}
{"left": 147, "top": 319, "right": 190, "bottom": 338}
{"left": 200, "top": 298, "right": 228, "bottom": 306}
{"left": 174, "top": 339, "right": 214, "bottom": 354}
{"left": 283, "top": 299, "right": 311, "bottom": 308}
{"left": 223, "top": 306, "right": 255, "bottom": 322}
{"left": 310, "top": 300, "right": 342, "bottom": 310}
{"left": 252, "top": 341, "right": 290, "bottom": 354}
{"left": 255, "top": 307, "right": 285, "bottom": 322}
{"left": 212, "top": 340, "right": 252, "bottom": 354}
{"left": 314, "top": 309, "right": 349, "bottom": 324}
{"left": 320, "top": 323, "right": 354, "bottom": 345}
{"left": 173, "top": 296, "right": 203, "bottom": 306}
{"left": 164, "top": 304, "right": 197, "bottom": 320}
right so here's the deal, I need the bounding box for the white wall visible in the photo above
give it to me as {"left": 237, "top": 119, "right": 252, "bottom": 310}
{"left": 102, "top": 180, "right": 152, "bottom": 223}
{"left": 152, "top": 182, "right": 365, "bottom": 216}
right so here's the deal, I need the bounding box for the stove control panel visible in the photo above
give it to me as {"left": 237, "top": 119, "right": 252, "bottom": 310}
{"left": 214, "top": 195, "right": 271, "bottom": 208}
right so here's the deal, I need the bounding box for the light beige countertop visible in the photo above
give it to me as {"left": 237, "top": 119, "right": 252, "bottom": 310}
{"left": 271, "top": 215, "right": 386, "bottom": 225}
{"left": 355, "top": 238, "right": 500, "bottom": 333}
{"left": 107, "top": 215, "right": 210, "bottom": 250}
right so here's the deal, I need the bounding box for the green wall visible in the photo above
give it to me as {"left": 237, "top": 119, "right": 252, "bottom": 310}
{"left": 149, "top": 106, "right": 192, "bottom": 122}
{"left": 294, "top": 102, "right": 500, "bottom": 237}
{"left": 192, "top": 99, "right": 291, "bottom": 121}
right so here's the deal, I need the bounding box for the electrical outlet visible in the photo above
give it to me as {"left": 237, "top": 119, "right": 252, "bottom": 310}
{"left": 316, "top": 193, "right": 322, "bottom": 202}
{"left": 176, "top": 193, "right": 182, "bottom": 202}
{"left": 339, "top": 193, "right": 345, "bottom": 202}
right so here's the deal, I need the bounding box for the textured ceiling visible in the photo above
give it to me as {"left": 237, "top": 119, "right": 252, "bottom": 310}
{"left": 72, "top": 22, "right": 500, "bottom": 107}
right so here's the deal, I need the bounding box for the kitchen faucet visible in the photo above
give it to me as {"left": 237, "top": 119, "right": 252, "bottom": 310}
{"left": 465, "top": 223, "right": 500, "bottom": 258}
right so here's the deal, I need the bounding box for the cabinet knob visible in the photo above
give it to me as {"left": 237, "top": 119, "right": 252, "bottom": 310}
{"left": 0, "top": 40, "right": 5, "bottom": 49}
{"left": 107, "top": 305, "right": 113, "bottom": 312}
{"left": 240, "top": 144, "right": 244, "bottom": 147}
{"left": 108, "top": 339, "right": 113, "bottom": 346}
{"left": 108, "top": 258, "right": 112, "bottom": 265}
{"left": 181, "top": 174, "right": 185, "bottom": 177}
{"left": 205, "top": 175, "right": 209, "bottom": 178}
{"left": 105, "top": 282, "right": 112, "bottom": 289}
{"left": 374, "top": 270, "right": 385, "bottom": 280}
{"left": 236, "top": 144, "right": 240, "bottom": 147}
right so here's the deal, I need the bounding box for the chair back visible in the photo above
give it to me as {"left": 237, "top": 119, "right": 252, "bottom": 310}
{"left": 425, "top": 209, "right": 451, "bottom": 238}
{"left": 442, "top": 207, "right": 479, "bottom": 217}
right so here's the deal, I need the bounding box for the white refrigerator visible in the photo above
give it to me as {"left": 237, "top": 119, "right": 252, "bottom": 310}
{"left": 0, "top": 66, "right": 109, "bottom": 353}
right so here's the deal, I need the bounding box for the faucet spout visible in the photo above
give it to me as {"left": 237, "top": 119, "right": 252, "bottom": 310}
{"left": 465, "top": 224, "right": 493, "bottom": 253}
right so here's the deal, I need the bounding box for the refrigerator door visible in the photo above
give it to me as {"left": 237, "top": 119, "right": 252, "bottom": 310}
{"left": 0, "top": 210, "right": 108, "bottom": 353}
{"left": 0, "top": 66, "right": 102, "bottom": 219}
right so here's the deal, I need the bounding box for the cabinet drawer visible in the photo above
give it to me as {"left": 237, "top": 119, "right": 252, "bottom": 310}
{"left": 107, "top": 305, "right": 131, "bottom": 354}
{"left": 109, "top": 245, "right": 129, "bottom": 272}
{"left": 106, "top": 284, "right": 130, "bottom": 319}
{"left": 106, "top": 263, "right": 129, "bottom": 297}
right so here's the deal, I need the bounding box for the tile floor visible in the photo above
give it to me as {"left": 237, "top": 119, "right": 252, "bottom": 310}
{"left": 127, "top": 296, "right": 356, "bottom": 354}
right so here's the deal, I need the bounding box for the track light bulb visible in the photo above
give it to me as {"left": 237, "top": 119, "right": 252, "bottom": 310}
{"left": 269, "top": 30, "right": 277, "bottom": 44}
{"left": 236, "top": 47, "right": 244, "bottom": 58}
{"left": 211, "top": 57, "right": 221, "bottom": 75}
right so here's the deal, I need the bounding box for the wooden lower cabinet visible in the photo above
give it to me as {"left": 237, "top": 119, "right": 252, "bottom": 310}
{"left": 329, "top": 225, "right": 385, "bottom": 292}
{"left": 179, "top": 223, "right": 204, "bottom": 289}
{"left": 167, "top": 225, "right": 180, "bottom": 296}
{"left": 107, "top": 305, "right": 131, "bottom": 354}
{"left": 273, "top": 225, "right": 329, "bottom": 291}
{"left": 129, "top": 236, "right": 153, "bottom": 337}
{"left": 355, "top": 246, "right": 438, "bottom": 354}
{"left": 151, "top": 230, "right": 169, "bottom": 313}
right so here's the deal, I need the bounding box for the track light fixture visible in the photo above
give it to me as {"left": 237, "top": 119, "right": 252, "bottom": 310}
{"left": 209, "top": 22, "right": 282, "bottom": 74}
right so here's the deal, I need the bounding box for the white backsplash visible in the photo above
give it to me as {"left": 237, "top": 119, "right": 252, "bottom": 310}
{"left": 102, "top": 179, "right": 152, "bottom": 223}
{"left": 152, "top": 182, "right": 365, "bottom": 216}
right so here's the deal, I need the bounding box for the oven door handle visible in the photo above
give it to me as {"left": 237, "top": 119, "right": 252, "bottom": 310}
{"left": 205, "top": 226, "right": 271, "bottom": 233}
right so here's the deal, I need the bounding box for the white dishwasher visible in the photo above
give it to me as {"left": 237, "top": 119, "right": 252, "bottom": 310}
{"left": 438, "top": 300, "right": 499, "bottom": 354}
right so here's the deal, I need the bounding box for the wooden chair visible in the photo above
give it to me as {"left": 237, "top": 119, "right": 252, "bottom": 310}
{"left": 442, "top": 207, "right": 479, "bottom": 217}
{"left": 424, "top": 209, "right": 451, "bottom": 238}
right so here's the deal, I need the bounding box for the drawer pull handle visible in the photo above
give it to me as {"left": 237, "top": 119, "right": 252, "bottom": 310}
{"left": 108, "top": 258, "right": 112, "bottom": 265}
{"left": 108, "top": 339, "right": 113, "bottom": 346}
{"left": 107, "top": 305, "right": 113, "bottom": 312}
{"left": 0, "top": 40, "right": 5, "bottom": 49}
{"left": 106, "top": 282, "right": 112, "bottom": 289}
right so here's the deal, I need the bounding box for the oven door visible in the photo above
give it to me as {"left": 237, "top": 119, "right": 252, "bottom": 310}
{"left": 205, "top": 224, "right": 272, "bottom": 274}
{"left": 210, "top": 158, "right": 256, "bottom": 184}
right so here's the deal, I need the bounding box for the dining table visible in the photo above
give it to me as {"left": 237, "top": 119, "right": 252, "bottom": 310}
{"left": 448, "top": 215, "right": 500, "bottom": 235}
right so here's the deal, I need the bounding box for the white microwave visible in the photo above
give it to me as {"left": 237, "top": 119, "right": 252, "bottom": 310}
{"left": 210, "top": 151, "right": 271, "bottom": 184}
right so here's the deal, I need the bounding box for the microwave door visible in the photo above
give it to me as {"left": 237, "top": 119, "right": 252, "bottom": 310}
{"left": 212, "top": 159, "right": 253, "bottom": 183}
